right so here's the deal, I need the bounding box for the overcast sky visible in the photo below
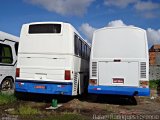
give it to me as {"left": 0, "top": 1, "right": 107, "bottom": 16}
{"left": 0, "top": 0, "right": 160, "bottom": 47}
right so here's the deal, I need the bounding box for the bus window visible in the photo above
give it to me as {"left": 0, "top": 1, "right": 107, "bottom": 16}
{"left": 78, "top": 38, "right": 82, "bottom": 57}
{"left": 74, "top": 34, "right": 79, "bottom": 56}
{"left": 85, "top": 44, "right": 87, "bottom": 59}
{"left": 0, "top": 43, "right": 13, "bottom": 64}
{"left": 29, "top": 24, "right": 61, "bottom": 34}
{"left": 82, "top": 42, "right": 85, "bottom": 58}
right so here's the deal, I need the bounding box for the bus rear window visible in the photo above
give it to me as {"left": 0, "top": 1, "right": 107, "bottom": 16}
{"left": 29, "top": 24, "right": 61, "bottom": 34}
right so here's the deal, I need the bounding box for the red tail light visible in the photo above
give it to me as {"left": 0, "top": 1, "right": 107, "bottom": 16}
{"left": 89, "top": 79, "right": 97, "bottom": 85}
{"left": 16, "top": 68, "right": 20, "bottom": 77}
{"left": 65, "top": 70, "right": 71, "bottom": 80}
{"left": 140, "top": 81, "right": 149, "bottom": 88}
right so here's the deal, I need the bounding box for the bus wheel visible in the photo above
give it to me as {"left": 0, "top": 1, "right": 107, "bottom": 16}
{"left": 0, "top": 78, "right": 14, "bottom": 93}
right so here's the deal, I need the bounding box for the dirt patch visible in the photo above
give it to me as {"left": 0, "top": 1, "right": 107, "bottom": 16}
{"left": 1, "top": 92, "right": 160, "bottom": 120}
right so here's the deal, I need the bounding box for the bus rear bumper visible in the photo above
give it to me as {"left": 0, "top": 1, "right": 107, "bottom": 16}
{"left": 88, "top": 85, "right": 150, "bottom": 96}
{"left": 15, "top": 80, "right": 73, "bottom": 95}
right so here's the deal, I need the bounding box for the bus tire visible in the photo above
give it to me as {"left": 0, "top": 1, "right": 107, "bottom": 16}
{"left": 128, "top": 96, "right": 137, "bottom": 105}
{"left": 0, "top": 78, "right": 14, "bottom": 94}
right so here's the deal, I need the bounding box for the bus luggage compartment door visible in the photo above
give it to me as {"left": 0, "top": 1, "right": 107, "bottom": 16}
{"left": 98, "top": 61, "right": 139, "bottom": 87}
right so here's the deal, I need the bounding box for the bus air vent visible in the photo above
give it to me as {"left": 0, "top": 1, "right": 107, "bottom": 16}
{"left": 140, "top": 62, "right": 146, "bottom": 78}
{"left": 92, "top": 62, "right": 97, "bottom": 77}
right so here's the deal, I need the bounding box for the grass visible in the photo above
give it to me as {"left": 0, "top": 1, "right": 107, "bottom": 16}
{"left": 149, "top": 80, "right": 160, "bottom": 89}
{"left": 9, "top": 106, "right": 88, "bottom": 120}
{"left": 36, "top": 113, "right": 88, "bottom": 120}
{"left": 0, "top": 93, "right": 17, "bottom": 105}
{"left": 10, "top": 105, "right": 41, "bottom": 115}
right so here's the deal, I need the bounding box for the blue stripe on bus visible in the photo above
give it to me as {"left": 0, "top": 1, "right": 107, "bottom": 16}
{"left": 16, "top": 79, "right": 72, "bottom": 85}
{"left": 88, "top": 85, "right": 150, "bottom": 96}
{"left": 15, "top": 80, "right": 73, "bottom": 95}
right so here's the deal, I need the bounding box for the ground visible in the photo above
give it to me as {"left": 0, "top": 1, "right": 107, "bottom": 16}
{"left": 0, "top": 89, "right": 160, "bottom": 120}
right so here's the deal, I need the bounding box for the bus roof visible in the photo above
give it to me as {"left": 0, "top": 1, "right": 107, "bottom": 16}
{"left": 0, "top": 31, "right": 19, "bottom": 42}
{"left": 94, "top": 26, "right": 145, "bottom": 34}
{"left": 25, "top": 21, "right": 64, "bottom": 25}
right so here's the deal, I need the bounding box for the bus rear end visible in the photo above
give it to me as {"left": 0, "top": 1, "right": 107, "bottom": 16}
{"left": 15, "top": 22, "right": 74, "bottom": 95}
{"left": 88, "top": 27, "right": 150, "bottom": 96}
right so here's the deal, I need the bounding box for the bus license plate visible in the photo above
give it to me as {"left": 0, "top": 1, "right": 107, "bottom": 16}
{"left": 34, "top": 85, "right": 46, "bottom": 89}
{"left": 113, "top": 78, "right": 124, "bottom": 83}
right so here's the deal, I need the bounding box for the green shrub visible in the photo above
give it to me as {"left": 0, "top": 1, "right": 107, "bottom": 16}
{"left": 149, "top": 80, "right": 160, "bottom": 89}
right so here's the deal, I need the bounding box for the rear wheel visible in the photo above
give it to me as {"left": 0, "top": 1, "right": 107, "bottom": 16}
{"left": 0, "top": 78, "right": 14, "bottom": 93}
{"left": 128, "top": 96, "right": 137, "bottom": 105}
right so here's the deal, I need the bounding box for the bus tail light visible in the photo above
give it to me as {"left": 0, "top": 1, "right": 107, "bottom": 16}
{"left": 16, "top": 68, "right": 20, "bottom": 77}
{"left": 65, "top": 70, "right": 71, "bottom": 80}
{"left": 89, "top": 79, "right": 97, "bottom": 85}
{"left": 140, "top": 81, "right": 149, "bottom": 88}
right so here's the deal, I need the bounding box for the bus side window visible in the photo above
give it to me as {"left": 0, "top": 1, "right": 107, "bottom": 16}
{"left": 87, "top": 46, "right": 89, "bottom": 60}
{"left": 82, "top": 42, "right": 85, "bottom": 58}
{"left": 0, "top": 43, "right": 13, "bottom": 64}
{"left": 15, "top": 42, "right": 19, "bottom": 55}
{"left": 74, "top": 33, "right": 90, "bottom": 60}
{"left": 78, "top": 39, "right": 82, "bottom": 57}
{"left": 87, "top": 46, "right": 90, "bottom": 60}
{"left": 0, "top": 44, "right": 2, "bottom": 62}
{"left": 74, "top": 34, "right": 79, "bottom": 55}
{"left": 85, "top": 44, "right": 87, "bottom": 60}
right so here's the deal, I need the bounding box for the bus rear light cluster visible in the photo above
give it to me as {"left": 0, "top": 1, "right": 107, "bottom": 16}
{"left": 65, "top": 70, "right": 71, "bottom": 80}
{"left": 89, "top": 79, "right": 97, "bottom": 85}
{"left": 16, "top": 68, "right": 20, "bottom": 77}
{"left": 140, "top": 81, "right": 149, "bottom": 88}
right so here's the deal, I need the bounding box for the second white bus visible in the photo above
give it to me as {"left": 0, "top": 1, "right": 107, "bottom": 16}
{"left": 88, "top": 26, "right": 150, "bottom": 96}
{"left": 15, "top": 22, "right": 90, "bottom": 96}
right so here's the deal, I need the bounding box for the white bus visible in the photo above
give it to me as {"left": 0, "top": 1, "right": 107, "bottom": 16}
{"left": 88, "top": 26, "right": 150, "bottom": 96}
{"left": 0, "top": 31, "right": 19, "bottom": 91}
{"left": 15, "top": 22, "right": 90, "bottom": 96}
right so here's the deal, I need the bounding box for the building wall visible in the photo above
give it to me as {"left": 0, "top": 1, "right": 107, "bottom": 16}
{"left": 149, "top": 52, "right": 156, "bottom": 65}
{"left": 149, "top": 65, "right": 160, "bottom": 80}
{"left": 155, "top": 53, "right": 160, "bottom": 65}
{"left": 149, "top": 45, "right": 160, "bottom": 80}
